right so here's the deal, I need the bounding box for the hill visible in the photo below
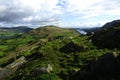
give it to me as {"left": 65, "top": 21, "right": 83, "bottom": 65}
{"left": 0, "top": 25, "right": 120, "bottom": 80}
{"left": 101, "top": 20, "right": 120, "bottom": 29}
{"left": 0, "top": 26, "right": 32, "bottom": 33}
{"left": 0, "top": 26, "right": 32, "bottom": 39}
{"left": 0, "top": 26, "right": 82, "bottom": 79}
{"left": 92, "top": 20, "right": 120, "bottom": 48}
{"left": 28, "top": 25, "right": 79, "bottom": 39}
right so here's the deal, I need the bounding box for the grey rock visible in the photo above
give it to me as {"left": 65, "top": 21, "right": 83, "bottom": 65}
{"left": 31, "top": 64, "right": 53, "bottom": 77}
{"left": 40, "top": 64, "right": 53, "bottom": 73}
{"left": 60, "top": 41, "right": 85, "bottom": 53}
{"left": 0, "top": 56, "right": 26, "bottom": 79}
{"left": 90, "top": 53, "right": 116, "bottom": 75}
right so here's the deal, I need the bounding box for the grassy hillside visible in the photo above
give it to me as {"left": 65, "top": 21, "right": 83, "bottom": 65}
{"left": 28, "top": 26, "right": 79, "bottom": 39}
{"left": 0, "top": 25, "right": 80, "bottom": 68}
{"left": 0, "top": 26, "right": 32, "bottom": 40}
{"left": 0, "top": 25, "right": 120, "bottom": 80}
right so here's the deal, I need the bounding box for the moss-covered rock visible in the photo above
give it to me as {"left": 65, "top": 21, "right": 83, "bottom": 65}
{"left": 60, "top": 41, "right": 85, "bottom": 53}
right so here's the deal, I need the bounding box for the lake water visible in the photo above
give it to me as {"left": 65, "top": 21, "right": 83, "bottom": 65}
{"left": 76, "top": 29, "right": 87, "bottom": 35}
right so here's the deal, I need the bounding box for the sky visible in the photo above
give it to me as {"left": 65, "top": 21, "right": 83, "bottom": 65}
{"left": 0, "top": 0, "right": 120, "bottom": 28}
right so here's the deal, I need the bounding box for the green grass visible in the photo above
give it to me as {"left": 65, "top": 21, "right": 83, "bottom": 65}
{"left": 0, "top": 45, "right": 8, "bottom": 51}
{"left": 0, "top": 26, "right": 120, "bottom": 80}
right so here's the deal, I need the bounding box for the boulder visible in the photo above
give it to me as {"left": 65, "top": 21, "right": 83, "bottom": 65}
{"left": 74, "top": 53, "right": 117, "bottom": 80}
{"left": 115, "top": 54, "right": 120, "bottom": 74}
{"left": 0, "top": 68, "right": 4, "bottom": 79}
{"left": 90, "top": 53, "right": 116, "bottom": 75}
{"left": 40, "top": 64, "right": 53, "bottom": 73}
{"left": 31, "top": 64, "right": 53, "bottom": 76}
{"left": 74, "top": 52, "right": 120, "bottom": 79}
{"left": 5, "top": 56, "right": 26, "bottom": 70}
{"left": 60, "top": 41, "right": 85, "bottom": 53}
{"left": 0, "top": 56, "right": 26, "bottom": 79}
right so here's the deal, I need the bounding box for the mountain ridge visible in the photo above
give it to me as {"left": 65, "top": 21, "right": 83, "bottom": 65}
{"left": 92, "top": 19, "right": 120, "bottom": 48}
{"left": 0, "top": 26, "right": 33, "bottom": 33}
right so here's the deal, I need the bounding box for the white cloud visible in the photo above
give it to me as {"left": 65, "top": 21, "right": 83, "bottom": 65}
{"left": 69, "top": 0, "right": 120, "bottom": 18}
{"left": 59, "top": 0, "right": 120, "bottom": 27}
{"left": 0, "top": 0, "right": 62, "bottom": 27}
{"left": 0, "top": 5, "right": 7, "bottom": 12}
{"left": 0, "top": 0, "right": 119, "bottom": 27}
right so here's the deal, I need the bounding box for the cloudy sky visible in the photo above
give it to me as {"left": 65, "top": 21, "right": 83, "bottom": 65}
{"left": 0, "top": 0, "right": 120, "bottom": 28}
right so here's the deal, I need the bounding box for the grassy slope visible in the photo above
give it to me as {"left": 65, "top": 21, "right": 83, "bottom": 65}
{"left": 0, "top": 26, "right": 79, "bottom": 66}
{"left": 28, "top": 26, "right": 79, "bottom": 39}
{"left": 0, "top": 26, "right": 119, "bottom": 80}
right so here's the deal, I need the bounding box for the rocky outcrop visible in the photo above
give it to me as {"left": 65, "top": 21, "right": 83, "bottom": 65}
{"left": 31, "top": 64, "right": 53, "bottom": 77}
{"left": 60, "top": 41, "right": 85, "bottom": 53}
{"left": 40, "top": 64, "right": 53, "bottom": 73}
{"left": 92, "top": 20, "right": 120, "bottom": 48}
{"left": 90, "top": 53, "right": 116, "bottom": 75}
{"left": 75, "top": 53, "right": 120, "bottom": 80}
{"left": 0, "top": 56, "right": 26, "bottom": 79}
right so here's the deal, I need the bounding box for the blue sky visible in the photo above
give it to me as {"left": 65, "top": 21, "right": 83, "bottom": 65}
{"left": 0, "top": 0, "right": 120, "bottom": 28}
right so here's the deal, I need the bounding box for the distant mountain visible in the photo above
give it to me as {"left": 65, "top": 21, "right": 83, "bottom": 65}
{"left": 0, "top": 26, "right": 33, "bottom": 33}
{"left": 0, "top": 26, "right": 33, "bottom": 39}
{"left": 82, "top": 27, "right": 100, "bottom": 33}
{"left": 92, "top": 20, "right": 120, "bottom": 48}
